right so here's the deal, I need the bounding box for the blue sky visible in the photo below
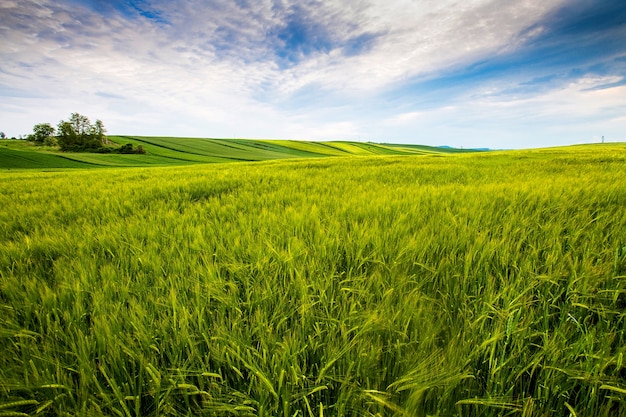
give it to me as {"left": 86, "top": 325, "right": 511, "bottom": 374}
{"left": 1, "top": 0, "right": 625, "bottom": 148}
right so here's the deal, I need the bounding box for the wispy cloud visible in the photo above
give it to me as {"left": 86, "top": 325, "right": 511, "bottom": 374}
{"left": 0, "top": 0, "right": 624, "bottom": 147}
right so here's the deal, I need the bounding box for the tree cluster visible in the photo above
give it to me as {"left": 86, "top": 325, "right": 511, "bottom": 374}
{"left": 26, "top": 113, "right": 145, "bottom": 154}
{"left": 28, "top": 123, "right": 57, "bottom": 146}
{"left": 56, "top": 113, "right": 106, "bottom": 151}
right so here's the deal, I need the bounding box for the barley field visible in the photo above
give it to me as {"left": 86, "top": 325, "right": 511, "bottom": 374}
{"left": 1, "top": 144, "right": 626, "bottom": 416}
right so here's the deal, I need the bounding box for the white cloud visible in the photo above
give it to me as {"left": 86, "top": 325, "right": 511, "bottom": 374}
{"left": 260, "top": 0, "right": 566, "bottom": 93}
{"left": 4, "top": 0, "right": 566, "bottom": 96}
{"left": 375, "top": 76, "right": 626, "bottom": 148}
{"left": 1, "top": 0, "right": 623, "bottom": 149}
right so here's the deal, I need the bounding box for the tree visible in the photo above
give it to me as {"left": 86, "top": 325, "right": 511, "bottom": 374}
{"left": 57, "top": 113, "right": 107, "bottom": 151}
{"left": 56, "top": 121, "right": 79, "bottom": 151}
{"left": 68, "top": 113, "right": 91, "bottom": 137}
{"left": 28, "top": 123, "right": 55, "bottom": 144}
{"left": 92, "top": 119, "right": 107, "bottom": 145}
{"left": 0, "top": 132, "right": 6, "bottom": 139}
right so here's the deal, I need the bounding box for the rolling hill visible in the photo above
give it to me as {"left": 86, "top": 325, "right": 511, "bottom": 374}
{"left": 0, "top": 137, "right": 482, "bottom": 169}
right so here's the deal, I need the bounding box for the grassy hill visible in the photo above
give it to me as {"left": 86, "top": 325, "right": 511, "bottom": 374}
{"left": 1, "top": 143, "right": 625, "bottom": 416}
{"left": 0, "top": 137, "right": 480, "bottom": 169}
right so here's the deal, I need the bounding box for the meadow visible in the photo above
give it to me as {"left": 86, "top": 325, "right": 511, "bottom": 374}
{"left": 1, "top": 143, "right": 626, "bottom": 416}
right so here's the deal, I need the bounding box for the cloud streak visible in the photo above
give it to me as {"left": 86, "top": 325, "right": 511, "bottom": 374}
{"left": 0, "top": 0, "right": 624, "bottom": 147}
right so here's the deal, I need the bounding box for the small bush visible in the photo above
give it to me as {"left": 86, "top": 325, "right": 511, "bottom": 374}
{"left": 116, "top": 143, "right": 145, "bottom": 154}
{"left": 118, "top": 144, "right": 134, "bottom": 154}
{"left": 43, "top": 136, "right": 58, "bottom": 147}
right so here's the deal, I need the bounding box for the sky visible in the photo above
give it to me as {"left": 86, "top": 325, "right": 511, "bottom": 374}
{"left": 1, "top": 0, "right": 625, "bottom": 149}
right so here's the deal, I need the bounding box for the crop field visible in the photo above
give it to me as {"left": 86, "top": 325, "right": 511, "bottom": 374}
{"left": 1, "top": 143, "right": 626, "bottom": 416}
{"left": 0, "top": 138, "right": 463, "bottom": 169}
{"left": 0, "top": 146, "right": 97, "bottom": 169}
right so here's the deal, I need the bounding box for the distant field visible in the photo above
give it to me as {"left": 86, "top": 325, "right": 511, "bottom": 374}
{"left": 0, "top": 146, "right": 97, "bottom": 169}
{"left": 0, "top": 137, "right": 478, "bottom": 169}
{"left": 1, "top": 144, "right": 625, "bottom": 416}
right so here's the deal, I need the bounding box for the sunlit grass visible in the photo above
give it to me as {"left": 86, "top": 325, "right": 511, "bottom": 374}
{"left": 1, "top": 145, "right": 625, "bottom": 416}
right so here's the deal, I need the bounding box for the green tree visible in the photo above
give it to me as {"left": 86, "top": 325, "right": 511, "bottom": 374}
{"left": 28, "top": 123, "right": 55, "bottom": 144}
{"left": 92, "top": 119, "right": 107, "bottom": 145}
{"left": 68, "top": 113, "right": 91, "bottom": 136}
{"left": 57, "top": 113, "right": 107, "bottom": 151}
{"left": 57, "top": 121, "right": 79, "bottom": 151}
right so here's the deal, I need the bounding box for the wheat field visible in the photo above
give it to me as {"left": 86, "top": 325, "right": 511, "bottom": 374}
{"left": 1, "top": 145, "right": 626, "bottom": 416}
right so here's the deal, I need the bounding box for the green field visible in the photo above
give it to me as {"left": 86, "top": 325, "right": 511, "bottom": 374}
{"left": 1, "top": 142, "right": 626, "bottom": 416}
{"left": 0, "top": 137, "right": 473, "bottom": 169}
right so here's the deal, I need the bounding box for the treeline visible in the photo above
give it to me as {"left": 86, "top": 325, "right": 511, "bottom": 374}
{"left": 27, "top": 113, "right": 145, "bottom": 154}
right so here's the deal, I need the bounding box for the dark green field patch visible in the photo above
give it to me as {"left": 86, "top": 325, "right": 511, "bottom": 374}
{"left": 0, "top": 146, "right": 96, "bottom": 169}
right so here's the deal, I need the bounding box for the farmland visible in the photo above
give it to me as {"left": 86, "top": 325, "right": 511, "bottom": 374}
{"left": 1, "top": 142, "right": 626, "bottom": 416}
{"left": 0, "top": 137, "right": 471, "bottom": 169}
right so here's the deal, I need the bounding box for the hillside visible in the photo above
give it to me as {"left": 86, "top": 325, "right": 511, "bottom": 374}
{"left": 0, "top": 137, "right": 480, "bottom": 169}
